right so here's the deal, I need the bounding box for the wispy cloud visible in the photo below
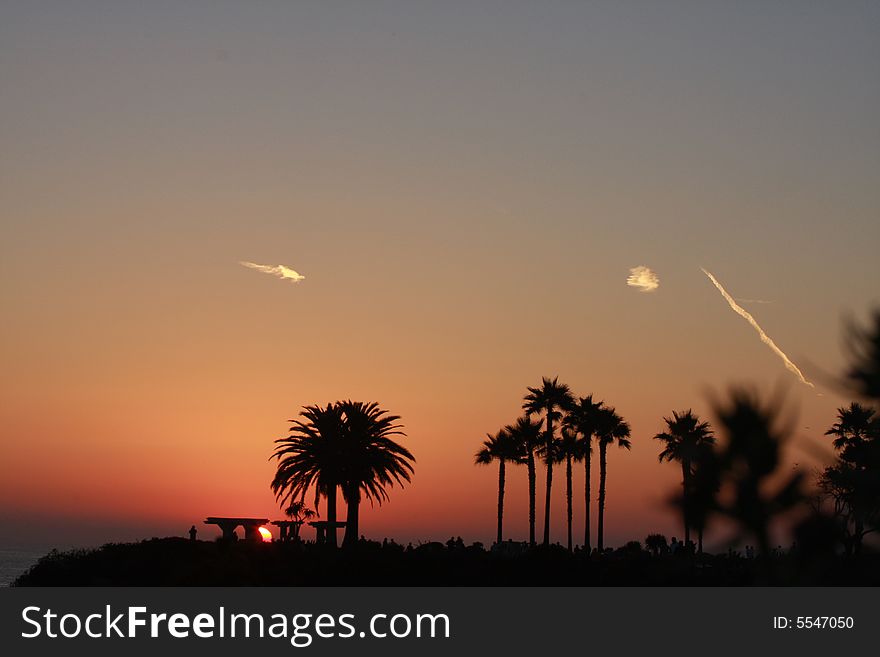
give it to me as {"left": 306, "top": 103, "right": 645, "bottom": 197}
{"left": 701, "top": 268, "right": 813, "bottom": 388}
{"left": 627, "top": 266, "right": 660, "bottom": 292}
{"left": 240, "top": 261, "right": 305, "bottom": 283}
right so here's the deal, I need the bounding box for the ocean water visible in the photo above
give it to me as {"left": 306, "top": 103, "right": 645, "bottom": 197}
{"left": 0, "top": 548, "right": 44, "bottom": 586}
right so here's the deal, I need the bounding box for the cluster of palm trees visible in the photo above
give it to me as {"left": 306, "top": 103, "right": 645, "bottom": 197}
{"left": 476, "top": 377, "right": 631, "bottom": 552}
{"left": 476, "top": 377, "right": 720, "bottom": 553}
{"left": 270, "top": 400, "right": 415, "bottom": 548}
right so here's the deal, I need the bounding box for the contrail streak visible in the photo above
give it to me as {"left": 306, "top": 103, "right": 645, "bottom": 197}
{"left": 240, "top": 261, "right": 305, "bottom": 283}
{"left": 701, "top": 268, "right": 814, "bottom": 388}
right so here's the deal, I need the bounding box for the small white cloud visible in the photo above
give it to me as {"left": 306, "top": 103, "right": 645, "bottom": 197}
{"left": 627, "top": 265, "right": 659, "bottom": 292}
{"left": 240, "top": 261, "right": 305, "bottom": 283}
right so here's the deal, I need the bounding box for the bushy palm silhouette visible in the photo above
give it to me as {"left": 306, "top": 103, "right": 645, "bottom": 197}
{"left": 270, "top": 401, "right": 414, "bottom": 549}
{"left": 336, "top": 400, "right": 414, "bottom": 548}
{"left": 270, "top": 403, "right": 345, "bottom": 547}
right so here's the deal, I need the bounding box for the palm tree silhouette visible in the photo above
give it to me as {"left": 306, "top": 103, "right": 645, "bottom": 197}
{"left": 825, "top": 402, "right": 876, "bottom": 450}
{"left": 336, "top": 400, "right": 414, "bottom": 548}
{"left": 844, "top": 309, "right": 880, "bottom": 401}
{"left": 821, "top": 402, "right": 878, "bottom": 554}
{"left": 475, "top": 427, "right": 522, "bottom": 545}
{"left": 523, "top": 377, "right": 574, "bottom": 545}
{"left": 284, "top": 500, "right": 316, "bottom": 541}
{"left": 701, "top": 388, "right": 803, "bottom": 557}
{"left": 563, "top": 395, "right": 604, "bottom": 552}
{"left": 595, "top": 405, "right": 631, "bottom": 552}
{"left": 270, "top": 403, "right": 345, "bottom": 547}
{"left": 284, "top": 500, "right": 316, "bottom": 521}
{"left": 506, "top": 415, "right": 544, "bottom": 546}
{"left": 654, "top": 409, "right": 715, "bottom": 552}
{"left": 558, "top": 426, "right": 583, "bottom": 551}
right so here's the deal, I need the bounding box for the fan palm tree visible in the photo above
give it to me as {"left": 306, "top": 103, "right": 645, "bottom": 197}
{"left": 270, "top": 403, "right": 345, "bottom": 547}
{"left": 558, "top": 426, "right": 583, "bottom": 551}
{"left": 476, "top": 428, "right": 523, "bottom": 545}
{"left": 825, "top": 402, "right": 876, "bottom": 451}
{"left": 506, "top": 415, "right": 544, "bottom": 546}
{"left": 563, "top": 395, "right": 604, "bottom": 552}
{"left": 336, "top": 400, "right": 415, "bottom": 549}
{"left": 523, "top": 376, "right": 574, "bottom": 545}
{"left": 595, "top": 406, "right": 631, "bottom": 552}
{"left": 654, "top": 409, "right": 715, "bottom": 552}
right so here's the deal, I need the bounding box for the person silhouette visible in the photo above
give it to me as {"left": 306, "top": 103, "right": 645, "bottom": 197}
{"left": 188, "top": 525, "right": 197, "bottom": 541}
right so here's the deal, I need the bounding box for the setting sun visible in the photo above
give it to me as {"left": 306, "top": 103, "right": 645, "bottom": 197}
{"left": 258, "top": 527, "right": 272, "bottom": 542}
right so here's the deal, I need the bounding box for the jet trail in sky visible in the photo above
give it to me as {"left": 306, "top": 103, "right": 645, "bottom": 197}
{"left": 701, "top": 267, "right": 814, "bottom": 388}
{"left": 240, "top": 261, "right": 305, "bottom": 283}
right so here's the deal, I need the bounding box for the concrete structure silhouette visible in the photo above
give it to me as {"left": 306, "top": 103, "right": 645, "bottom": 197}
{"left": 271, "top": 520, "right": 305, "bottom": 542}
{"left": 204, "top": 517, "right": 269, "bottom": 542}
{"left": 308, "top": 520, "right": 347, "bottom": 544}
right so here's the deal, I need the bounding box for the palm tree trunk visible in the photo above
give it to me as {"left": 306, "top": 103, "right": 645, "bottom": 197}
{"left": 527, "top": 447, "right": 536, "bottom": 547}
{"left": 496, "top": 459, "right": 505, "bottom": 545}
{"left": 566, "top": 453, "right": 573, "bottom": 551}
{"left": 584, "top": 446, "right": 591, "bottom": 552}
{"left": 698, "top": 528, "right": 704, "bottom": 554}
{"left": 543, "top": 412, "right": 553, "bottom": 546}
{"left": 326, "top": 485, "right": 338, "bottom": 548}
{"left": 597, "top": 442, "right": 607, "bottom": 552}
{"left": 342, "top": 485, "right": 359, "bottom": 549}
{"left": 681, "top": 461, "right": 691, "bottom": 548}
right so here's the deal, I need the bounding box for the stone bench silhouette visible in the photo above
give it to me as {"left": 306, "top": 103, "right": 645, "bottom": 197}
{"left": 204, "top": 517, "right": 269, "bottom": 542}
{"left": 308, "top": 520, "right": 347, "bottom": 544}
{"left": 271, "top": 520, "right": 304, "bottom": 542}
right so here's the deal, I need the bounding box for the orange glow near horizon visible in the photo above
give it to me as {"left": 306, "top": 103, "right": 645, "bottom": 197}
{"left": 258, "top": 527, "right": 272, "bottom": 542}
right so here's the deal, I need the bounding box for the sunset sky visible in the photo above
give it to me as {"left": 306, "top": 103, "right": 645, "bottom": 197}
{"left": 2, "top": 1, "right": 878, "bottom": 551}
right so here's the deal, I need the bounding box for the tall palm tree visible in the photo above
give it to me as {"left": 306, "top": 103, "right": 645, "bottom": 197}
{"left": 270, "top": 403, "right": 345, "bottom": 547}
{"left": 563, "top": 395, "right": 604, "bottom": 552}
{"left": 523, "top": 376, "right": 574, "bottom": 545}
{"left": 506, "top": 415, "right": 544, "bottom": 546}
{"left": 558, "top": 426, "right": 583, "bottom": 551}
{"left": 595, "top": 406, "right": 631, "bottom": 552}
{"left": 336, "top": 400, "right": 415, "bottom": 548}
{"left": 475, "top": 428, "right": 522, "bottom": 545}
{"left": 654, "top": 409, "right": 715, "bottom": 552}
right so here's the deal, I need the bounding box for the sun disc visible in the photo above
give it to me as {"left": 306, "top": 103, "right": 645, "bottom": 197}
{"left": 258, "top": 526, "right": 272, "bottom": 542}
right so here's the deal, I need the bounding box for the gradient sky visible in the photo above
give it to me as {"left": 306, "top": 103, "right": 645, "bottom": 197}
{"left": 1, "top": 1, "right": 878, "bottom": 551}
